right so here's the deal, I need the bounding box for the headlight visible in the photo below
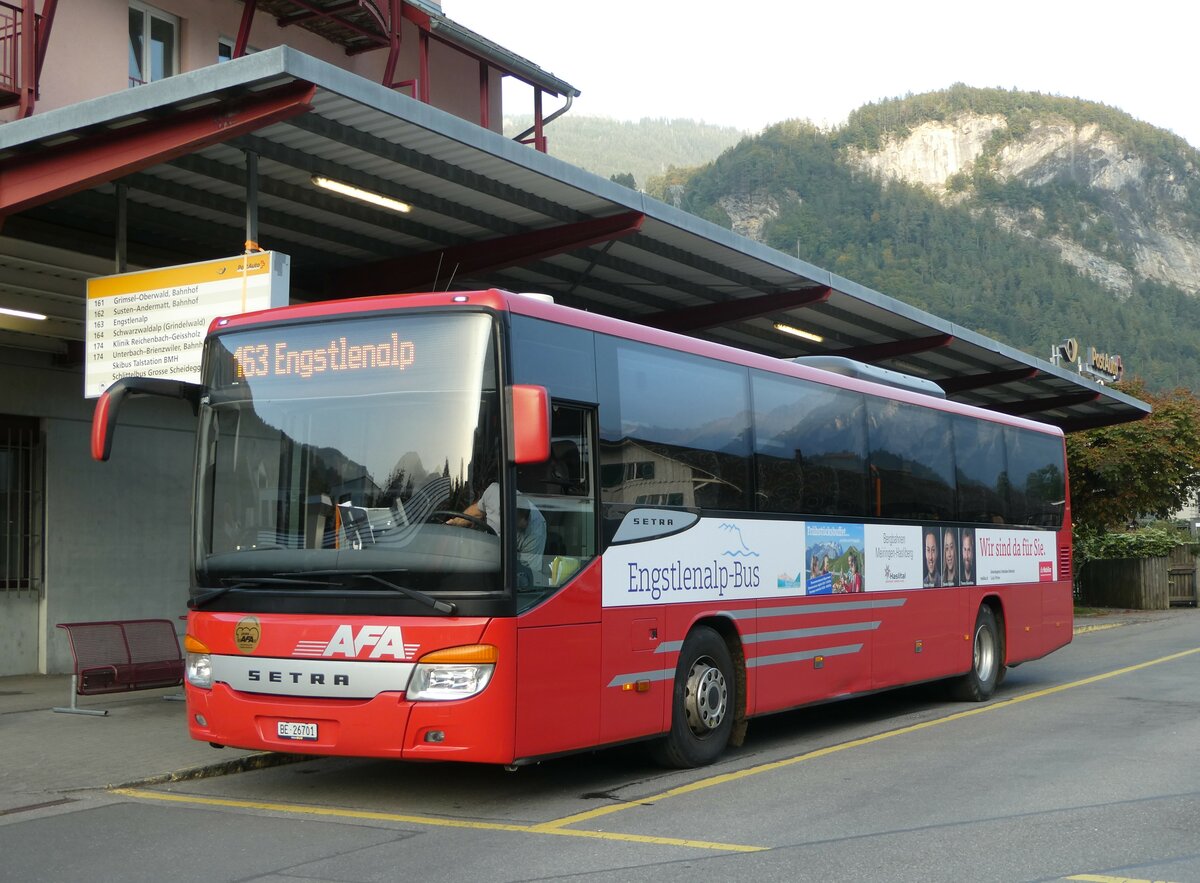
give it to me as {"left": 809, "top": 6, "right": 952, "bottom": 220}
{"left": 186, "top": 652, "right": 213, "bottom": 689}
{"left": 184, "top": 635, "right": 212, "bottom": 689}
{"left": 407, "top": 644, "right": 496, "bottom": 701}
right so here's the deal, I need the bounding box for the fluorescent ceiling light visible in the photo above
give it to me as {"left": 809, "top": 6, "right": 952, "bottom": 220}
{"left": 312, "top": 176, "right": 411, "bottom": 213}
{"left": 773, "top": 322, "right": 823, "bottom": 343}
{"left": 0, "top": 306, "right": 47, "bottom": 321}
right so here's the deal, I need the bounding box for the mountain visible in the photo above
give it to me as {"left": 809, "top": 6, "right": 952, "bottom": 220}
{"left": 840, "top": 86, "right": 1200, "bottom": 299}
{"left": 505, "top": 115, "right": 747, "bottom": 189}
{"left": 638, "top": 86, "right": 1200, "bottom": 392}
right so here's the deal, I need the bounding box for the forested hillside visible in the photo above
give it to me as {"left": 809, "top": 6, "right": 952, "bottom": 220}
{"left": 642, "top": 87, "right": 1200, "bottom": 392}
{"left": 504, "top": 115, "right": 746, "bottom": 188}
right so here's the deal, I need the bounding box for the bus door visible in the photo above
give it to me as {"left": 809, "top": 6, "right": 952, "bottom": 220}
{"left": 513, "top": 404, "right": 604, "bottom": 759}
{"left": 595, "top": 452, "right": 670, "bottom": 745}
{"left": 597, "top": 532, "right": 666, "bottom": 744}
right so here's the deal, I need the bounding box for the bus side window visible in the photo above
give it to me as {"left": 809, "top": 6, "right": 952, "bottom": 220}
{"left": 519, "top": 439, "right": 581, "bottom": 497}
{"left": 516, "top": 403, "right": 596, "bottom": 600}
{"left": 550, "top": 439, "right": 583, "bottom": 494}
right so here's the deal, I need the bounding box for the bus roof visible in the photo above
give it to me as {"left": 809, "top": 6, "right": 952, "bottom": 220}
{"left": 211, "top": 288, "right": 1065, "bottom": 437}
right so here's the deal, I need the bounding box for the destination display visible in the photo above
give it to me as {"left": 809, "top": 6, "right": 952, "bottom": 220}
{"left": 231, "top": 333, "right": 416, "bottom": 381}
{"left": 85, "top": 252, "right": 289, "bottom": 398}
{"left": 210, "top": 313, "right": 493, "bottom": 399}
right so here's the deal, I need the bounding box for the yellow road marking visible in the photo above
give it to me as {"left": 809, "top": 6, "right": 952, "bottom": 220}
{"left": 535, "top": 646, "right": 1200, "bottom": 831}
{"left": 1074, "top": 623, "right": 1125, "bottom": 635}
{"left": 110, "top": 787, "right": 765, "bottom": 853}
{"left": 1067, "top": 875, "right": 1179, "bottom": 882}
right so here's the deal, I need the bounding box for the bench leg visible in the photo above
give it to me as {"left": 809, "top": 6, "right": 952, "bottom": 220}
{"left": 52, "top": 675, "right": 109, "bottom": 716}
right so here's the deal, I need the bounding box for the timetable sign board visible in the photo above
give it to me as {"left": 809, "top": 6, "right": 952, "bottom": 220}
{"left": 85, "top": 252, "right": 290, "bottom": 398}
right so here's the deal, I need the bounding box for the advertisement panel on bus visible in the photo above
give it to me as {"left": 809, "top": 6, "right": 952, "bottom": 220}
{"left": 602, "top": 513, "right": 1057, "bottom": 606}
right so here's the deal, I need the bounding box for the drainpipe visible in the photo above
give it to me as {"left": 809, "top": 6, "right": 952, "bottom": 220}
{"left": 513, "top": 91, "right": 573, "bottom": 152}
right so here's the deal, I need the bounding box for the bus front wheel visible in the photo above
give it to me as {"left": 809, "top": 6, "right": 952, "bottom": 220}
{"left": 949, "top": 605, "right": 1002, "bottom": 702}
{"left": 652, "top": 626, "right": 735, "bottom": 768}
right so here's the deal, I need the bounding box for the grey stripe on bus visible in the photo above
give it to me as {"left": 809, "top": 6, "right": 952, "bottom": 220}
{"left": 746, "top": 644, "right": 864, "bottom": 667}
{"left": 654, "top": 620, "right": 881, "bottom": 655}
{"left": 744, "top": 621, "right": 882, "bottom": 644}
{"left": 610, "top": 644, "right": 865, "bottom": 687}
{"left": 754, "top": 597, "right": 908, "bottom": 619}
{"left": 607, "top": 669, "right": 677, "bottom": 688}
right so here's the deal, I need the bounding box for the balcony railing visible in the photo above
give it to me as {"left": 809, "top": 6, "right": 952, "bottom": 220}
{"left": 0, "top": 1, "right": 58, "bottom": 115}
{"left": 0, "top": 2, "right": 22, "bottom": 98}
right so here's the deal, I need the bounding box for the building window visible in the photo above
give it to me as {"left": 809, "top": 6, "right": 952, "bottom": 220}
{"left": 218, "top": 36, "right": 257, "bottom": 63}
{"left": 128, "top": 2, "right": 179, "bottom": 87}
{"left": 0, "top": 416, "right": 41, "bottom": 594}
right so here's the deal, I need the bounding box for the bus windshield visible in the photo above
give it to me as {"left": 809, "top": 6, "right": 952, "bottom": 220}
{"left": 194, "top": 312, "right": 502, "bottom": 598}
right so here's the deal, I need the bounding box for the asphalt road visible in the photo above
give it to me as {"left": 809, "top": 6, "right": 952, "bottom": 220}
{"left": 4, "top": 610, "right": 1199, "bottom": 883}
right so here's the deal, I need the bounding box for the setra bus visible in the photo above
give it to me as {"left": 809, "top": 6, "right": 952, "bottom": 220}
{"left": 93, "top": 288, "right": 1073, "bottom": 767}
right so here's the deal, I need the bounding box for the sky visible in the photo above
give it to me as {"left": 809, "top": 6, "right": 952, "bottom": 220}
{"left": 447, "top": 1, "right": 1200, "bottom": 150}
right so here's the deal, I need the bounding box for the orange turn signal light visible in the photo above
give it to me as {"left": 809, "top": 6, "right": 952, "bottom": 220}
{"left": 184, "top": 634, "right": 210, "bottom": 653}
{"left": 419, "top": 644, "right": 497, "bottom": 665}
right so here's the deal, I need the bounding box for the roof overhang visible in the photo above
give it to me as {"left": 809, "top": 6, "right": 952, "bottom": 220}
{"left": 238, "top": 0, "right": 579, "bottom": 98}
{"left": 0, "top": 46, "right": 1149, "bottom": 431}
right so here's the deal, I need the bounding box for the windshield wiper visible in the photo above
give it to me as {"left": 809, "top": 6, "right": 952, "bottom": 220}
{"left": 294, "top": 569, "right": 457, "bottom": 615}
{"left": 190, "top": 575, "right": 340, "bottom": 608}
{"left": 192, "top": 572, "right": 456, "bottom": 615}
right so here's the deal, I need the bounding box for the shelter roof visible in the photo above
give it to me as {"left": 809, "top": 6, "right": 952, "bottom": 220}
{"left": 0, "top": 47, "right": 1148, "bottom": 430}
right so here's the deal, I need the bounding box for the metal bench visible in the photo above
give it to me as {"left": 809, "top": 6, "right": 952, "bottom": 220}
{"left": 53, "top": 619, "right": 185, "bottom": 716}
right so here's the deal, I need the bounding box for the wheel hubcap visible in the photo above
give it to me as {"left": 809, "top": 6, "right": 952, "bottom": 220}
{"left": 974, "top": 624, "right": 996, "bottom": 684}
{"left": 684, "top": 656, "right": 728, "bottom": 736}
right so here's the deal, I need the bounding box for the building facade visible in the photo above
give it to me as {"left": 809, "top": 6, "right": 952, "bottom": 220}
{"left": 0, "top": 0, "right": 575, "bottom": 675}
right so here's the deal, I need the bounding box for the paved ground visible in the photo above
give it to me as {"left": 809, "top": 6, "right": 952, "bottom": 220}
{"left": 2, "top": 607, "right": 1193, "bottom": 883}
{"left": 0, "top": 673, "right": 295, "bottom": 813}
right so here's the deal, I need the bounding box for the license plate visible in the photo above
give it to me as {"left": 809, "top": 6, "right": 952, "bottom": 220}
{"left": 276, "top": 720, "right": 318, "bottom": 741}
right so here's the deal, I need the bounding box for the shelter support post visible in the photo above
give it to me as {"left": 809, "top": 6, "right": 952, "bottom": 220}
{"left": 245, "top": 149, "right": 259, "bottom": 251}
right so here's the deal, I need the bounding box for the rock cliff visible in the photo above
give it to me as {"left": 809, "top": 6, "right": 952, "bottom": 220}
{"left": 846, "top": 112, "right": 1200, "bottom": 297}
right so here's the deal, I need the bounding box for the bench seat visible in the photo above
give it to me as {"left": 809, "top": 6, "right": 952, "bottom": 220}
{"left": 54, "top": 619, "right": 185, "bottom": 715}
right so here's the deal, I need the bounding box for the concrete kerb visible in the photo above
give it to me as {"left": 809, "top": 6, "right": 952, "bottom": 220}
{"left": 117, "top": 750, "right": 311, "bottom": 790}
{"left": 1072, "top": 607, "right": 1179, "bottom": 635}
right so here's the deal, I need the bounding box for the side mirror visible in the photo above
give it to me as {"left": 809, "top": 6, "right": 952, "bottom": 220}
{"left": 509, "top": 384, "right": 550, "bottom": 464}
{"left": 92, "top": 377, "right": 201, "bottom": 461}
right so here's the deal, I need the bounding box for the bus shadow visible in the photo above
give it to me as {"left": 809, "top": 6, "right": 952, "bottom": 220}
{"left": 231, "top": 667, "right": 1056, "bottom": 817}
{"left": 730, "top": 662, "right": 1055, "bottom": 761}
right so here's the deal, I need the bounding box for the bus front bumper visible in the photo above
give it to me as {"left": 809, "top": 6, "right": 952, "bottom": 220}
{"left": 186, "top": 682, "right": 514, "bottom": 763}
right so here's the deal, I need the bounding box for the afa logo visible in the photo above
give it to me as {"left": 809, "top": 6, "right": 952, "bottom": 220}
{"left": 293, "top": 624, "right": 419, "bottom": 660}
{"left": 234, "top": 616, "right": 261, "bottom": 654}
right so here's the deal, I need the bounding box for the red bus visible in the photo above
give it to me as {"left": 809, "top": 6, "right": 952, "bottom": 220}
{"left": 93, "top": 288, "right": 1072, "bottom": 768}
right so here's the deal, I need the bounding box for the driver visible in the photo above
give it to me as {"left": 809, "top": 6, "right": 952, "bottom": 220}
{"left": 450, "top": 482, "right": 546, "bottom": 572}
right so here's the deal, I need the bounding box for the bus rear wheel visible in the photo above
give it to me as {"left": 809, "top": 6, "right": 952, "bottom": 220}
{"left": 652, "top": 626, "right": 735, "bottom": 768}
{"left": 949, "top": 605, "right": 1002, "bottom": 701}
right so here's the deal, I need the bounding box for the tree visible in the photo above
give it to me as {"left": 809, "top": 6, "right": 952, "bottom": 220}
{"left": 1066, "top": 380, "right": 1200, "bottom": 531}
{"left": 609, "top": 172, "right": 637, "bottom": 190}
